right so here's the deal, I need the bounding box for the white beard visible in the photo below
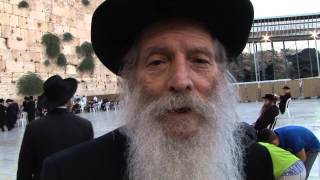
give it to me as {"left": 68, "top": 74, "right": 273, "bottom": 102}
{"left": 121, "top": 76, "right": 244, "bottom": 180}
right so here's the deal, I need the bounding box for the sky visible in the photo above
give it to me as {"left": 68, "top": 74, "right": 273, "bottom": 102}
{"left": 251, "top": 0, "right": 320, "bottom": 18}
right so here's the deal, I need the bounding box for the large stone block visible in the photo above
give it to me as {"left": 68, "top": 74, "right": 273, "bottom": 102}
{"left": 23, "top": 61, "right": 35, "bottom": 72}
{"left": 66, "top": 64, "right": 77, "bottom": 75}
{"left": 0, "top": 13, "right": 10, "bottom": 26}
{"left": 30, "top": 11, "right": 46, "bottom": 21}
{"left": 9, "top": 14, "right": 19, "bottom": 27}
{"left": 3, "top": 3, "right": 13, "bottom": 14}
{"left": 5, "top": 59, "right": 24, "bottom": 73}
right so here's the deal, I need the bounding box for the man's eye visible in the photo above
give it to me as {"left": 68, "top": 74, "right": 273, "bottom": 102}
{"left": 192, "top": 58, "right": 210, "bottom": 64}
{"left": 147, "top": 60, "right": 165, "bottom": 66}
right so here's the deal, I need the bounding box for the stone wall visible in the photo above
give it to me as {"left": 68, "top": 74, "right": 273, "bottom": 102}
{"left": 0, "top": 0, "right": 120, "bottom": 102}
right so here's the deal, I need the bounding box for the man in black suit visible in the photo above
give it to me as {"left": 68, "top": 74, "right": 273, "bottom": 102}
{"left": 25, "top": 96, "right": 36, "bottom": 123}
{"left": 0, "top": 98, "right": 7, "bottom": 132}
{"left": 17, "top": 75, "right": 94, "bottom": 180}
{"left": 6, "top": 99, "right": 19, "bottom": 130}
{"left": 41, "top": 0, "right": 273, "bottom": 180}
{"left": 254, "top": 94, "right": 280, "bottom": 131}
{"left": 278, "top": 86, "right": 291, "bottom": 114}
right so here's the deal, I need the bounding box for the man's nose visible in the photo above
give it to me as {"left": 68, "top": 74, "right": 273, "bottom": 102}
{"left": 167, "top": 57, "right": 193, "bottom": 93}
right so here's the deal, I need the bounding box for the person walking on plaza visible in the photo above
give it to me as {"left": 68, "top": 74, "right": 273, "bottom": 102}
{"left": 25, "top": 96, "right": 36, "bottom": 123}
{"left": 0, "top": 98, "right": 7, "bottom": 132}
{"left": 6, "top": 99, "right": 19, "bottom": 130}
{"left": 17, "top": 75, "right": 94, "bottom": 180}
{"left": 278, "top": 86, "right": 291, "bottom": 114}
{"left": 254, "top": 94, "right": 279, "bottom": 131}
{"left": 40, "top": 0, "right": 274, "bottom": 180}
{"left": 258, "top": 126, "right": 320, "bottom": 179}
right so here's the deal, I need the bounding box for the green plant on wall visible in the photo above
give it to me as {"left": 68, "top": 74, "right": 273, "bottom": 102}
{"left": 78, "top": 56, "right": 95, "bottom": 73}
{"left": 62, "top": 32, "right": 73, "bottom": 42}
{"left": 76, "top": 41, "right": 94, "bottom": 57}
{"left": 76, "top": 41, "right": 95, "bottom": 73}
{"left": 81, "top": 0, "right": 90, "bottom": 6}
{"left": 57, "top": 53, "right": 67, "bottom": 67}
{"left": 18, "top": 0, "right": 29, "bottom": 8}
{"left": 16, "top": 72, "right": 44, "bottom": 96}
{"left": 44, "top": 59, "right": 50, "bottom": 66}
{"left": 41, "top": 33, "right": 61, "bottom": 59}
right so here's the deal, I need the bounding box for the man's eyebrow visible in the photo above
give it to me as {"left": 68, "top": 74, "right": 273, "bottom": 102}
{"left": 142, "top": 46, "right": 173, "bottom": 58}
{"left": 187, "top": 47, "right": 215, "bottom": 58}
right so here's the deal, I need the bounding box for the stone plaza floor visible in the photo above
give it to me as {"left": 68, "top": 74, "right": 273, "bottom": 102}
{"left": 0, "top": 99, "right": 319, "bottom": 180}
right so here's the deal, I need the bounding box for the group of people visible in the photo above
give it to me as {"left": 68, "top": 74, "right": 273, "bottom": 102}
{"left": 249, "top": 84, "right": 319, "bottom": 179}
{"left": 254, "top": 86, "right": 292, "bottom": 131}
{"left": 0, "top": 96, "right": 36, "bottom": 132}
{"left": 71, "top": 96, "right": 120, "bottom": 114}
{"left": 13, "top": 0, "right": 319, "bottom": 180}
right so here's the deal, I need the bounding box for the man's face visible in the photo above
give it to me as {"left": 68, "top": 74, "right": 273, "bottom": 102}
{"left": 135, "top": 21, "right": 222, "bottom": 140}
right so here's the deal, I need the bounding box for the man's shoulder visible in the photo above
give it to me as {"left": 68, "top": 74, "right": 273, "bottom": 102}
{"left": 41, "top": 128, "right": 128, "bottom": 180}
{"left": 49, "top": 128, "right": 127, "bottom": 160}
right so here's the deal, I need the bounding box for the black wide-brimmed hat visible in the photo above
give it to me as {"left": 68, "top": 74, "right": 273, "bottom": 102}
{"left": 38, "top": 75, "right": 77, "bottom": 110}
{"left": 91, "top": 0, "right": 254, "bottom": 75}
{"left": 6, "top": 99, "right": 13, "bottom": 103}
{"left": 282, "top": 86, "right": 290, "bottom": 90}
{"left": 262, "top": 94, "right": 276, "bottom": 101}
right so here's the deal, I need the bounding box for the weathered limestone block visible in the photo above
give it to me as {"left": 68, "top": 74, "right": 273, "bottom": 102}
{"left": 9, "top": 14, "right": 19, "bottom": 27}
{"left": 0, "top": 72, "right": 12, "bottom": 83}
{"left": 18, "top": 16, "right": 28, "bottom": 29}
{"left": 0, "top": 13, "right": 10, "bottom": 26}
{"left": 12, "top": 72, "right": 25, "bottom": 81}
{"left": 5, "top": 59, "right": 24, "bottom": 73}
{"left": 3, "top": 3, "right": 13, "bottom": 14}
{"left": 30, "top": 11, "right": 46, "bottom": 21}
{"left": 23, "top": 61, "right": 36, "bottom": 72}
{"left": 0, "top": 38, "right": 8, "bottom": 50}
{"left": 66, "top": 64, "right": 77, "bottom": 75}
{"left": 8, "top": 37, "right": 27, "bottom": 51}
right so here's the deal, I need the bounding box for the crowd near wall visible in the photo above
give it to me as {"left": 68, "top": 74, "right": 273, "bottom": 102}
{"left": 0, "top": 0, "right": 119, "bottom": 102}
{"left": 235, "top": 77, "right": 320, "bottom": 102}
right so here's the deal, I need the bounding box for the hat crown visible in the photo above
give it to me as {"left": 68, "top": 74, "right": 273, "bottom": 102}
{"left": 43, "top": 75, "right": 68, "bottom": 99}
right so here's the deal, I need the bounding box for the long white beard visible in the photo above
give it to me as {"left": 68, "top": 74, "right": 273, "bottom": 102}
{"left": 121, "top": 76, "right": 244, "bottom": 180}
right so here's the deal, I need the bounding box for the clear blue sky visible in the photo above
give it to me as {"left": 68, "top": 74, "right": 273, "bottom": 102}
{"left": 251, "top": 0, "right": 320, "bottom": 18}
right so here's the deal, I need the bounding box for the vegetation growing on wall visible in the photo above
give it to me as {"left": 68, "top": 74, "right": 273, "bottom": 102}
{"left": 18, "top": 1, "right": 29, "bottom": 9}
{"left": 81, "top": 0, "right": 90, "bottom": 6}
{"left": 16, "top": 72, "right": 44, "bottom": 95}
{"left": 44, "top": 59, "right": 50, "bottom": 66}
{"left": 76, "top": 41, "right": 95, "bottom": 73}
{"left": 41, "top": 33, "right": 61, "bottom": 59}
{"left": 62, "top": 32, "right": 73, "bottom": 42}
{"left": 78, "top": 56, "right": 94, "bottom": 73}
{"left": 57, "top": 53, "right": 67, "bottom": 67}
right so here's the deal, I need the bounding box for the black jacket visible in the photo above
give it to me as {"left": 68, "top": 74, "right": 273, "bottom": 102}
{"left": 25, "top": 100, "right": 36, "bottom": 121}
{"left": 278, "top": 93, "right": 291, "bottom": 114}
{"left": 40, "top": 128, "right": 274, "bottom": 180}
{"left": 17, "top": 108, "right": 94, "bottom": 180}
{"left": 0, "top": 104, "right": 7, "bottom": 127}
{"left": 254, "top": 105, "right": 279, "bottom": 130}
{"left": 7, "top": 102, "right": 19, "bottom": 126}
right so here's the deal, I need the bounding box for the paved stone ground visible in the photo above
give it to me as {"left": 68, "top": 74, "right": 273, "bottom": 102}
{"left": 0, "top": 99, "right": 319, "bottom": 180}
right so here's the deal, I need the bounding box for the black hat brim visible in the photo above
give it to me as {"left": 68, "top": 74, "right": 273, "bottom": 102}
{"left": 38, "top": 78, "right": 77, "bottom": 110}
{"left": 91, "top": 0, "right": 254, "bottom": 75}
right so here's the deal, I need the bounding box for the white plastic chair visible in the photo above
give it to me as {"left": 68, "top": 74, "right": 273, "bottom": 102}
{"left": 17, "top": 112, "right": 27, "bottom": 127}
{"left": 285, "top": 98, "right": 292, "bottom": 118}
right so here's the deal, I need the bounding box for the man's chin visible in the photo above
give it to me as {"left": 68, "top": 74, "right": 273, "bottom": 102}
{"left": 165, "top": 129, "right": 199, "bottom": 140}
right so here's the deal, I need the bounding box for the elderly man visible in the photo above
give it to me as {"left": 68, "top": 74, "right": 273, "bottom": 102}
{"left": 40, "top": 0, "right": 273, "bottom": 180}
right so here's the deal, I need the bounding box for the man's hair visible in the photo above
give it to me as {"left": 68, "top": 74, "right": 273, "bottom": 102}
{"left": 257, "top": 128, "right": 277, "bottom": 143}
